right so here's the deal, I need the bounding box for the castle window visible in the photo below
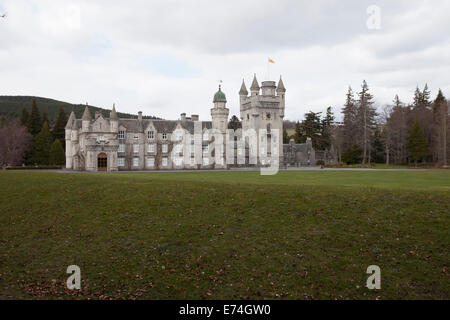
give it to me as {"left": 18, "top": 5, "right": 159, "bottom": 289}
{"left": 162, "top": 133, "right": 167, "bottom": 140}
{"left": 190, "top": 157, "right": 195, "bottom": 166}
{"left": 174, "top": 144, "right": 182, "bottom": 154}
{"left": 118, "top": 158, "right": 125, "bottom": 167}
{"left": 266, "top": 113, "right": 271, "bottom": 119}
{"left": 148, "top": 131, "right": 154, "bottom": 139}
{"left": 118, "top": 144, "right": 125, "bottom": 153}
{"left": 133, "top": 144, "right": 139, "bottom": 153}
{"left": 174, "top": 157, "right": 183, "bottom": 166}
{"left": 133, "top": 134, "right": 139, "bottom": 141}
{"left": 190, "top": 144, "right": 195, "bottom": 153}
{"left": 162, "top": 144, "right": 168, "bottom": 153}
{"left": 202, "top": 144, "right": 209, "bottom": 153}
{"left": 146, "top": 157, "right": 155, "bottom": 167}
{"left": 162, "top": 157, "right": 168, "bottom": 166}
{"left": 202, "top": 157, "right": 209, "bottom": 166}
{"left": 118, "top": 131, "right": 125, "bottom": 139}
{"left": 133, "top": 157, "right": 139, "bottom": 167}
{"left": 203, "top": 132, "right": 209, "bottom": 140}
{"left": 148, "top": 144, "right": 155, "bottom": 153}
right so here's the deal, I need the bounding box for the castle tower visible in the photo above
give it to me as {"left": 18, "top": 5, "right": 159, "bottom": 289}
{"left": 239, "top": 74, "right": 285, "bottom": 165}
{"left": 65, "top": 111, "right": 76, "bottom": 169}
{"left": 239, "top": 79, "right": 248, "bottom": 110}
{"left": 211, "top": 84, "right": 229, "bottom": 132}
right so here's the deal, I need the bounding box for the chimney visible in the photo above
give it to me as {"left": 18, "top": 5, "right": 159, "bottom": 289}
{"left": 180, "top": 113, "right": 186, "bottom": 121}
{"left": 191, "top": 114, "right": 199, "bottom": 121}
{"left": 138, "top": 111, "right": 142, "bottom": 121}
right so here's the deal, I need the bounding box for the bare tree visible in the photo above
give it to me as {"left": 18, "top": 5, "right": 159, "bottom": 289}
{"left": 0, "top": 120, "right": 32, "bottom": 167}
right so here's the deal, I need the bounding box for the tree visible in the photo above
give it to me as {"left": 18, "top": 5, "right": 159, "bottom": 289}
{"left": 49, "top": 139, "right": 65, "bottom": 165}
{"left": 293, "top": 121, "right": 303, "bottom": 143}
{"left": 26, "top": 100, "right": 41, "bottom": 136}
{"left": 0, "top": 120, "right": 32, "bottom": 166}
{"left": 20, "top": 108, "right": 29, "bottom": 126}
{"left": 227, "top": 115, "right": 241, "bottom": 130}
{"left": 356, "top": 80, "right": 376, "bottom": 164}
{"left": 41, "top": 112, "right": 49, "bottom": 127}
{"left": 407, "top": 119, "right": 430, "bottom": 166}
{"left": 53, "top": 107, "right": 68, "bottom": 147}
{"left": 342, "top": 144, "right": 362, "bottom": 164}
{"left": 321, "top": 106, "right": 335, "bottom": 150}
{"left": 371, "top": 128, "right": 385, "bottom": 163}
{"left": 302, "top": 111, "right": 322, "bottom": 149}
{"left": 432, "top": 89, "right": 447, "bottom": 165}
{"left": 341, "top": 86, "right": 358, "bottom": 150}
{"left": 27, "top": 122, "right": 53, "bottom": 165}
{"left": 283, "top": 129, "right": 291, "bottom": 144}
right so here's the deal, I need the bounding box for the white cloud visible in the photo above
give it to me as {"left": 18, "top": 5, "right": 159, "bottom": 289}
{"left": 0, "top": 0, "right": 449, "bottom": 121}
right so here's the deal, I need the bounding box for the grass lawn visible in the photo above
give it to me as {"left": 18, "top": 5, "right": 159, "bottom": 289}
{"left": 0, "top": 170, "right": 449, "bottom": 299}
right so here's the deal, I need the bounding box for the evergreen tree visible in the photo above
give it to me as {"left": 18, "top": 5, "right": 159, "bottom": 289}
{"left": 342, "top": 144, "right": 362, "bottom": 164}
{"left": 41, "top": 112, "right": 49, "bottom": 128}
{"left": 356, "top": 80, "right": 376, "bottom": 163}
{"left": 53, "top": 107, "right": 68, "bottom": 146}
{"left": 407, "top": 119, "right": 430, "bottom": 166}
{"left": 283, "top": 129, "right": 291, "bottom": 144}
{"left": 26, "top": 100, "right": 41, "bottom": 136}
{"left": 432, "top": 89, "right": 447, "bottom": 164}
{"left": 302, "top": 111, "right": 322, "bottom": 149}
{"left": 27, "top": 122, "right": 53, "bottom": 165}
{"left": 20, "top": 108, "right": 29, "bottom": 126}
{"left": 49, "top": 139, "right": 65, "bottom": 165}
{"left": 341, "top": 86, "right": 358, "bottom": 150}
{"left": 413, "top": 86, "right": 422, "bottom": 107}
{"left": 227, "top": 115, "right": 242, "bottom": 130}
{"left": 321, "top": 106, "right": 335, "bottom": 150}
{"left": 421, "top": 83, "right": 432, "bottom": 109}
{"left": 371, "top": 128, "right": 385, "bottom": 163}
{"left": 293, "top": 121, "right": 303, "bottom": 143}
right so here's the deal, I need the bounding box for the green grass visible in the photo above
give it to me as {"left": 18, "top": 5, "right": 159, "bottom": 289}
{"left": 0, "top": 170, "right": 449, "bottom": 299}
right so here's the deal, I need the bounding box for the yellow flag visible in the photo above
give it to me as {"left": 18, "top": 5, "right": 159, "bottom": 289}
{"left": 268, "top": 57, "right": 275, "bottom": 64}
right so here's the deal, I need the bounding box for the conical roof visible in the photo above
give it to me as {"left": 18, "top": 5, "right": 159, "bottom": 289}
{"left": 65, "top": 111, "right": 76, "bottom": 129}
{"left": 82, "top": 105, "right": 91, "bottom": 121}
{"left": 110, "top": 104, "right": 118, "bottom": 120}
{"left": 277, "top": 76, "right": 286, "bottom": 92}
{"left": 250, "top": 74, "right": 260, "bottom": 91}
{"left": 239, "top": 79, "right": 248, "bottom": 96}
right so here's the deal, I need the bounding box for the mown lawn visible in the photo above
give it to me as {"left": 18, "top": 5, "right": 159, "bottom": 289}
{"left": 0, "top": 170, "right": 449, "bottom": 299}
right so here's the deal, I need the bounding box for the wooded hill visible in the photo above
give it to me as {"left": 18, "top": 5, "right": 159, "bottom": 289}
{"left": 0, "top": 96, "right": 161, "bottom": 125}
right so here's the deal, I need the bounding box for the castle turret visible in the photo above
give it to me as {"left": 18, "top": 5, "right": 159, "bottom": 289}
{"left": 277, "top": 76, "right": 286, "bottom": 118}
{"left": 211, "top": 84, "right": 229, "bottom": 132}
{"left": 250, "top": 74, "right": 260, "bottom": 96}
{"left": 110, "top": 104, "right": 118, "bottom": 132}
{"left": 82, "top": 105, "right": 91, "bottom": 132}
{"left": 65, "top": 111, "right": 76, "bottom": 169}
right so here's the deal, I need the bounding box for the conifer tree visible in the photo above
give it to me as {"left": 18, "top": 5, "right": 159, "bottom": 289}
{"left": 341, "top": 86, "right": 358, "bottom": 150}
{"left": 26, "top": 100, "right": 41, "bottom": 136}
{"left": 421, "top": 83, "right": 432, "bottom": 109}
{"left": 49, "top": 139, "right": 65, "bottom": 165}
{"left": 283, "top": 129, "right": 290, "bottom": 144}
{"left": 20, "top": 108, "right": 29, "bottom": 126}
{"left": 294, "top": 121, "right": 303, "bottom": 143}
{"left": 53, "top": 108, "right": 68, "bottom": 147}
{"left": 27, "top": 122, "right": 53, "bottom": 165}
{"left": 321, "top": 106, "right": 335, "bottom": 150}
{"left": 41, "top": 112, "right": 49, "bottom": 127}
{"left": 407, "top": 119, "right": 430, "bottom": 166}
{"left": 356, "top": 80, "right": 376, "bottom": 163}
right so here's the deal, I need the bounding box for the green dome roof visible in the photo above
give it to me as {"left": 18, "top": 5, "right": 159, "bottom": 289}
{"left": 213, "top": 86, "right": 227, "bottom": 103}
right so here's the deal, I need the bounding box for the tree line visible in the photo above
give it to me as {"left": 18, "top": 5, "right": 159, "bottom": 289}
{"left": 284, "top": 81, "right": 449, "bottom": 166}
{"left": 0, "top": 100, "right": 67, "bottom": 167}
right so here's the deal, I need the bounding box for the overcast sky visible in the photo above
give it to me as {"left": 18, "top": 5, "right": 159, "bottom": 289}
{"left": 0, "top": 0, "right": 449, "bottom": 121}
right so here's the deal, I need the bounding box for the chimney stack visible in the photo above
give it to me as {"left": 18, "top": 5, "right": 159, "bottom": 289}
{"left": 138, "top": 111, "right": 142, "bottom": 121}
{"left": 180, "top": 113, "right": 186, "bottom": 121}
{"left": 191, "top": 114, "right": 199, "bottom": 121}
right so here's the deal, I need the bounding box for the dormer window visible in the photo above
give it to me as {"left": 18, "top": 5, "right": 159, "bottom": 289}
{"left": 162, "top": 133, "right": 167, "bottom": 140}
{"left": 148, "top": 131, "right": 154, "bottom": 139}
{"left": 118, "top": 131, "right": 125, "bottom": 139}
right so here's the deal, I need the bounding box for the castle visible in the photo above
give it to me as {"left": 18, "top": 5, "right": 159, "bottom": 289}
{"left": 65, "top": 75, "right": 316, "bottom": 171}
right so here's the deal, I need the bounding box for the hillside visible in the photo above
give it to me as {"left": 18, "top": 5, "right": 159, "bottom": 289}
{"left": 0, "top": 96, "right": 161, "bottom": 124}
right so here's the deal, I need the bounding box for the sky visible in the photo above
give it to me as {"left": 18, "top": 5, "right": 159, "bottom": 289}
{"left": 0, "top": 0, "right": 449, "bottom": 121}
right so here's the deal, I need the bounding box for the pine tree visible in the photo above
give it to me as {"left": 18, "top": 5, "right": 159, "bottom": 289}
{"left": 432, "top": 89, "right": 447, "bottom": 165}
{"left": 422, "top": 83, "right": 432, "bottom": 109}
{"left": 283, "top": 129, "right": 290, "bottom": 144}
{"left": 27, "top": 122, "right": 53, "bottom": 165}
{"left": 293, "top": 121, "right": 303, "bottom": 143}
{"left": 371, "top": 128, "right": 385, "bottom": 163}
{"left": 26, "top": 100, "right": 41, "bottom": 136}
{"left": 407, "top": 119, "right": 430, "bottom": 166}
{"left": 356, "top": 80, "right": 376, "bottom": 164}
{"left": 20, "top": 108, "right": 29, "bottom": 126}
{"left": 413, "top": 86, "right": 422, "bottom": 107}
{"left": 321, "top": 106, "right": 335, "bottom": 150}
{"left": 41, "top": 112, "right": 49, "bottom": 127}
{"left": 49, "top": 139, "right": 65, "bottom": 165}
{"left": 227, "top": 115, "right": 241, "bottom": 130}
{"left": 341, "top": 86, "right": 358, "bottom": 150}
{"left": 53, "top": 108, "right": 68, "bottom": 147}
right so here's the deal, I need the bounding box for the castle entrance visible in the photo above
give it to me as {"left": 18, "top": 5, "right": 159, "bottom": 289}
{"left": 97, "top": 153, "right": 107, "bottom": 171}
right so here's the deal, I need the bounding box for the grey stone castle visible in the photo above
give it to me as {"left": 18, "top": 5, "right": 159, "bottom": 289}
{"left": 65, "top": 75, "right": 317, "bottom": 171}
